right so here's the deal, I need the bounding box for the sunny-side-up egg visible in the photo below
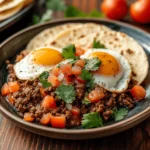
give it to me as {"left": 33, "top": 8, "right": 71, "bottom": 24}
{"left": 14, "top": 47, "right": 65, "bottom": 80}
{"left": 80, "top": 49, "right": 132, "bottom": 93}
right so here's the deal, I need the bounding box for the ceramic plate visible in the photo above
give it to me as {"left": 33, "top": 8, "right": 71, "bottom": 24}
{"left": 0, "top": 18, "right": 150, "bottom": 140}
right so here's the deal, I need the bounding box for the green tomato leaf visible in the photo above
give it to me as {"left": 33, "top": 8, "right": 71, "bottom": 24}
{"left": 82, "top": 112, "right": 103, "bottom": 129}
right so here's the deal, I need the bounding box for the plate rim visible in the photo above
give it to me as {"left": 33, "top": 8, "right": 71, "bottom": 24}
{"left": 0, "top": 18, "right": 150, "bottom": 139}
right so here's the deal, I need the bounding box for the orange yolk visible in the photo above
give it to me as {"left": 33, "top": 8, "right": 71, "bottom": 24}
{"left": 32, "top": 48, "right": 63, "bottom": 66}
{"left": 91, "top": 52, "right": 120, "bottom": 75}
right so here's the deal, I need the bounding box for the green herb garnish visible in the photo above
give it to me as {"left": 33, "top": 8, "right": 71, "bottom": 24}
{"left": 62, "top": 44, "right": 77, "bottom": 59}
{"left": 82, "top": 112, "right": 103, "bottom": 129}
{"left": 82, "top": 97, "right": 91, "bottom": 105}
{"left": 93, "top": 40, "right": 105, "bottom": 48}
{"left": 112, "top": 108, "right": 128, "bottom": 121}
{"left": 81, "top": 69, "right": 92, "bottom": 81}
{"left": 39, "top": 71, "right": 52, "bottom": 88}
{"left": 85, "top": 57, "right": 101, "bottom": 71}
{"left": 55, "top": 84, "right": 76, "bottom": 103}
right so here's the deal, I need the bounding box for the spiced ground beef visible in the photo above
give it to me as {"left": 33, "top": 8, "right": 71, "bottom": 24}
{"left": 4, "top": 51, "right": 136, "bottom": 128}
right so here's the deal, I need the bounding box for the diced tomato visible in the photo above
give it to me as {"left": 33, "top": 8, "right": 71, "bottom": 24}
{"left": 71, "top": 107, "right": 80, "bottom": 116}
{"left": 75, "top": 46, "right": 85, "bottom": 56}
{"left": 48, "top": 75, "right": 60, "bottom": 87}
{"left": 42, "top": 95, "right": 56, "bottom": 109}
{"left": 130, "top": 85, "right": 146, "bottom": 101}
{"left": 24, "top": 112, "right": 34, "bottom": 122}
{"left": 75, "top": 59, "right": 85, "bottom": 68}
{"left": 76, "top": 76, "right": 86, "bottom": 84}
{"left": 7, "top": 94, "right": 15, "bottom": 105}
{"left": 51, "top": 67, "right": 60, "bottom": 77}
{"left": 88, "top": 89, "right": 105, "bottom": 103}
{"left": 60, "top": 64, "right": 72, "bottom": 76}
{"left": 51, "top": 115, "right": 66, "bottom": 128}
{"left": 40, "top": 113, "right": 52, "bottom": 125}
{"left": 8, "top": 81, "right": 19, "bottom": 93}
{"left": 72, "top": 66, "right": 82, "bottom": 76}
{"left": 64, "top": 75, "right": 74, "bottom": 84}
{"left": 1, "top": 83, "right": 10, "bottom": 95}
{"left": 40, "top": 87, "right": 47, "bottom": 97}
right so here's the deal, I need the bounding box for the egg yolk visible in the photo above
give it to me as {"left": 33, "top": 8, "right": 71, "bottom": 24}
{"left": 91, "top": 52, "right": 120, "bottom": 75}
{"left": 32, "top": 48, "right": 63, "bottom": 66}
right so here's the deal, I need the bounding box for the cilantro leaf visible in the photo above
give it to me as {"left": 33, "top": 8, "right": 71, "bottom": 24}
{"left": 62, "top": 44, "right": 76, "bottom": 59}
{"left": 82, "top": 112, "right": 103, "bottom": 129}
{"left": 93, "top": 40, "right": 105, "bottom": 48}
{"left": 113, "top": 108, "right": 128, "bottom": 121}
{"left": 46, "top": 0, "right": 66, "bottom": 11}
{"left": 55, "top": 84, "right": 76, "bottom": 103}
{"left": 86, "top": 77, "right": 95, "bottom": 91}
{"left": 39, "top": 72, "right": 52, "bottom": 88}
{"left": 85, "top": 57, "right": 101, "bottom": 71}
{"left": 81, "top": 69, "right": 92, "bottom": 81}
{"left": 88, "top": 10, "right": 105, "bottom": 18}
{"left": 82, "top": 97, "right": 91, "bottom": 105}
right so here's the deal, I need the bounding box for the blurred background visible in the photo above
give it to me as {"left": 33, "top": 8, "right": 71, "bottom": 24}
{"left": 0, "top": 0, "right": 149, "bottom": 42}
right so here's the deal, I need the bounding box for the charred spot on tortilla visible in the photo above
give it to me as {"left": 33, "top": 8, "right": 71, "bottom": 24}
{"left": 127, "top": 49, "right": 134, "bottom": 54}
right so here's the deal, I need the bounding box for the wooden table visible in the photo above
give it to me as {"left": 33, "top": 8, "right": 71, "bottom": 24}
{"left": 0, "top": 0, "right": 150, "bottom": 149}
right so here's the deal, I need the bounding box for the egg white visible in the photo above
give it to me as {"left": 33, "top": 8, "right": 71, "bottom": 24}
{"left": 14, "top": 47, "right": 66, "bottom": 80}
{"left": 81, "top": 49, "right": 132, "bottom": 93}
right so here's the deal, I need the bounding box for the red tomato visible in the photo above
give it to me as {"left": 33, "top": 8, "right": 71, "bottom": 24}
{"left": 88, "top": 89, "right": 105, "bottom": 103}
{"left": 8, "top": 81, "right": 20, "bottom": 93}
{"left": 51, "top": 116, "right": 66, "bottom": 128}
{"left": 130, "top": 85, "right": 146, "bottom": 101}
{"left": 75, "top": 59, "right": 85, "bottom": 68}
{"left": 24, "top": 112, "right": 34, "bottom": 122}
{"left": 76, "top": 76, "right": 86, "bottom": 84}
{"left": 75, "top": 46, "right": 85, "bottom": 56}
{"left": 42, "top": 95, "right": 56, "bottom": 109}
{"left": 101, "top": 0, "right": 128, "bottom": 20}
{"left": 61, "top": 64, "right": 72, "bottom": 76}
{"left": 40, "top": 87, "right": 47, "bottom": 97}
{"left": 40, "top": 113, "right": 52, "bottom": 125}
{"left": 71, "top": 107, "right": 80, "bottom": 116}
{"left": 48, "top": 75, "right": 60, "bottom": 87}
{"left": 71, "top": 66, "right": 82, "bottom": 76}
{"left": 1, "top": 83, "right": 10, "bottom": 95}
{"left": 64, "top": 75, "right": 74, "bottom": 84}
{"left": 7, "top": 94, "right": 15, "bottom": 105}
{"left": 130, "top": 0, "right": 150, "bottom": 24}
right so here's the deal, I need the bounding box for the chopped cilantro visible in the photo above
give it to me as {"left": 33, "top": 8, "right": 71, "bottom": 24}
{"left": 82, "top": 97, "right": 91, "bottom": 105}
{"left": 85, "top": 57, "right": 101, "bottom": 71}
{"left": 55, "top": 84, "right": 76, "bottom": 103}
{"left": 112, "top": 108, "right": 128, "bottom": 121}
{"left": 81, "top": 69, "right": 92, "bottom": 81}
{"left": 86, "top": 77, "right": 95, "bottom": 91}
{"left": 82, "top": 112, "right": 103, "bottom": 129}
{"left": 93, "top": 40, "right": 105, "bottom": 48}
{"left": 62, "top": 44, "right": 77, "bottom": 59}
{"left": 39, "top": 71, "right": 52, "bottom": 88}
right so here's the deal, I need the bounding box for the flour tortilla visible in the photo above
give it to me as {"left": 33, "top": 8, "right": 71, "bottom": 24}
{"left": 0, "top": 0, "right": 24, "bottom": 12}
{"left": 0, "top": 0, "right": 5, "bottom": 4}
{"left": 26, "top": 23, "right": 83, "bottom": 50}
{"left": 44, "top": 23, "right": 112, "bottom": 48}
{"left": 72, "top": 30, "right": 149, "bottom": 84}
{"left": 0, "top": 3, "right": 23, "bottom": 21}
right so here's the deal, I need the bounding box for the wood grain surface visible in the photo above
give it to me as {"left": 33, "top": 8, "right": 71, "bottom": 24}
{"left": 0, "top": 0, "right": 150, "bottom": 150}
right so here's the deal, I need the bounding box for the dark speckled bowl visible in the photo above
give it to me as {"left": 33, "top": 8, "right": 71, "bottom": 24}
{"left": 0, "top": 18, "right": 150, "bottom": 140}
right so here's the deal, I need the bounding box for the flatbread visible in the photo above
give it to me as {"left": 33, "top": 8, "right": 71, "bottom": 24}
{"left": 44, "top": 23, "right": 112, "bottom": 48}
{"left": 0, "top": 3, "right": 23, "bottom": 21}
{"left": 26, "top": 23, "right": 83, "bottom": 50}
{"left": 0, "top": 0, "right": 24, "bottom": 12}
{"left": 0, "top": 0, "right": 5, "bottom": 4}
{"left": 72, "top": 30, "right": 149, "bottom": 84}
